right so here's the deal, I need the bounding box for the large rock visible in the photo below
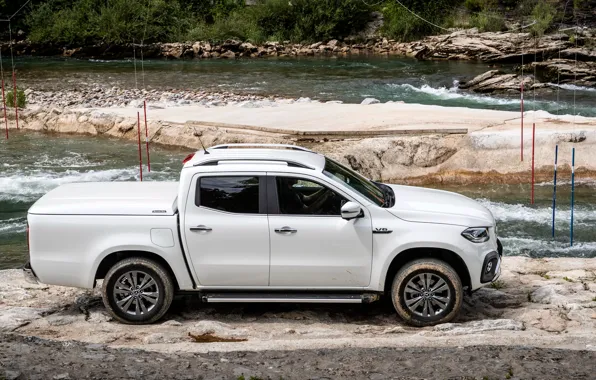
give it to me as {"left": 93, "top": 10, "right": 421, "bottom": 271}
{"left": 0, "top": 307, "right": 50, "bottom": 332}
{"left": 361, "top": 97, "right": 380, "bottom": 105}
{"left": 530, "top": 58, "right": 596, "bottom": 86}
{"left": 434, "top": 319, "right": 524, "bottom": 335}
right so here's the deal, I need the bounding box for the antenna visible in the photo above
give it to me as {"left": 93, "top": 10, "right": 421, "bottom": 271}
{"left": 194, "top": 127, "right": 210, "bottom": 154}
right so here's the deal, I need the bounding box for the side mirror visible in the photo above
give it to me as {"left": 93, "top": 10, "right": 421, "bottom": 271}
{"left": 341, "top": 201, "right": 363, "bottom": 220}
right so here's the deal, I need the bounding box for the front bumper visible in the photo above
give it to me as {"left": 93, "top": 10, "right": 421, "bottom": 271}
{"left": 480, "top": 238, "right": 503, "bottom": 284}
{"left": 22, "top": 262, "right": 39, "bottom": 284}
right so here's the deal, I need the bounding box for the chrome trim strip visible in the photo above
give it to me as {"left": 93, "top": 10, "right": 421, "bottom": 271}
{"left": 204, "top": 298, "right": 362, "bottom": 304}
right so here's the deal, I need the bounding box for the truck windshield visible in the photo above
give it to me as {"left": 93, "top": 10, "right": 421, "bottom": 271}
{"left": 323, "top": 158, "right": 385, "bottom": 207}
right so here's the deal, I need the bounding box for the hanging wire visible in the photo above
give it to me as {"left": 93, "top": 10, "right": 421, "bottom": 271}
{"left": 7, "top": 0, "right": 32, "bottom": 21}
{"left": 391, "top": 0, "right": 452, "bottom": 32}
{"left": 132, "top": 38, "right": 138, "bottom": 90}
{"left": 533, "top": 35, "right": 537, "bottom": 122}
{"left": 556, "top": 0, "right": 571, "bottom": 116}
{"left": 140, "top": 0, "right": 152, "bottom": 90}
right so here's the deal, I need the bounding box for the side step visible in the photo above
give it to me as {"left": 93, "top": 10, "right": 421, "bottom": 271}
{"left": 201, "top": 293, "right": 380, "bottom": 304}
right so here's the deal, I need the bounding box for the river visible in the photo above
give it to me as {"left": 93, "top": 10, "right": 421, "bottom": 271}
{"left": 1, "top": 131, "right": 595, "bottom": 269}
{"left": 11, "top": 56, "right": 596, "bottom": 116}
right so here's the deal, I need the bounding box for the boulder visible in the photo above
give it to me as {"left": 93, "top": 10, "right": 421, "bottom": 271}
{"left": 0, "top": 307, "right": 50, "bottom": 332}
{"left": 220, "top": 50, "right": 237, "bottom": 59}
{"left": 361, "top": 97, "right": 380, "bottom": 105}
{"left": 434, "top": 319, "right": 524, "bottom": 335}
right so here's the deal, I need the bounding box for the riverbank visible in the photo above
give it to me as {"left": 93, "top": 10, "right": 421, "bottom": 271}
{"left": 1, "top": 257, "right": 594, "bottom": 364}
{"left": 5, "top": 92, "right": 596, "bottom": 185}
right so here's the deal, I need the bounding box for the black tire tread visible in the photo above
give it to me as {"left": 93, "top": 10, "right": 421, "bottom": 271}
{"left": 101, "top": 257, "right": 174, "bottom": 324}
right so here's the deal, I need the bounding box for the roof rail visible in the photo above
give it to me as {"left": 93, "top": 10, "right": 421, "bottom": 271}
{"left": 209, "top": 143, "right": 313, "bottom": 153}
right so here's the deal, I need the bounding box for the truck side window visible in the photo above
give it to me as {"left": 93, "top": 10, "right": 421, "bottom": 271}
{"left": 276, "top": 177, "right": 345, "bottom": 216}
{"left": 197, "top": 176, "right": 259, "bottom": 214}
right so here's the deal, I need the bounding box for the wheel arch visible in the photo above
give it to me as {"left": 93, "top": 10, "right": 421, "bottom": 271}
{"left": 94, "top": 250, "right": 180, "bottom": 290}
{"left": 383, "top": 247, "right": 471, "bottom": 295}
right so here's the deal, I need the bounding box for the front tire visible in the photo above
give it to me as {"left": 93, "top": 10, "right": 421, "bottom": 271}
{"left": 391, "top": 259, "right": 463, "bottom": 327}
{"left": 101, "top": 257, "right": 174, "bottom": 324}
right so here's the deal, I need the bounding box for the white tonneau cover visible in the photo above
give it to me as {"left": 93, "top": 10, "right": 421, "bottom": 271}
{"left": 28, "top": 182, "right": 179, "bottom": 216}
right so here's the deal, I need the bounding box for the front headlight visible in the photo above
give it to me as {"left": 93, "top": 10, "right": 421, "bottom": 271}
{"left": 461, "top": 227, "right": 490, "bottom": 243}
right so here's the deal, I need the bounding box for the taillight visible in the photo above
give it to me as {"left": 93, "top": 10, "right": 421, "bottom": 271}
{"left": 26, "top": 224, "right": 30, "bottom": 253}
{"left": 182, "top": 153, "right": 195, "bottom": 164}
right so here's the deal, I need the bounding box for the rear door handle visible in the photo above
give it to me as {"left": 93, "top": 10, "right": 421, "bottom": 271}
{"left": 274, "top": 226, "right": 297, "bottom": 234}
{"left": 190, "top": 225, "right": 212, "bottom": 232}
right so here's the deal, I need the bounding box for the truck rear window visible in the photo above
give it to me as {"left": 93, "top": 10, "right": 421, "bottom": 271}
{"left": 197, "top": 176, "right": 259, "bottom": 214}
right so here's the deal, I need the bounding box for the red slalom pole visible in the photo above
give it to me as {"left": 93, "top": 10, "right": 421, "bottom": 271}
{"left": 143, "top": 100, "right": 151, "bottom": 172}
{"left": 531, "top": 123, "right": 536, "bottom": 205}
{"left": 12, "top": 71, "right": 18, "bottom": 129}
{"left": 137, "top": 112, "right": 143, "bottom": 182}
{"left": 2, "top": 78, "right": 7, "bottom": 139}
{"left": 520, "top": 82, "right": 524, "bottom": 161}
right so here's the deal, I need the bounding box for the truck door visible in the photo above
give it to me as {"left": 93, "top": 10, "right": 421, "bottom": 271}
{"left": 267, "top": 174, "right": 373, "bottom": 287}
{"left": 183, "top": 173, "right": 269, "bottom": 286}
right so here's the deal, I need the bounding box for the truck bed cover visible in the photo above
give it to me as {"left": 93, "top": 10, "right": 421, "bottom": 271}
{"left": 28, "top": 182, "right": 179, "bottom": 216}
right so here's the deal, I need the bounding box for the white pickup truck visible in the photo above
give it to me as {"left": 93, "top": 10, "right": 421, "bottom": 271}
{"left": 25, "top": 144, "right": 502, "bottom": 326}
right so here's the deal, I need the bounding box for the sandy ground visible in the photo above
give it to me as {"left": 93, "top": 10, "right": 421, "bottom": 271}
{"left": 89, "top": 102, "right": 596, "bottom": 135}
{"left": 1, "top": 257, "right": 595, "bottom": 357}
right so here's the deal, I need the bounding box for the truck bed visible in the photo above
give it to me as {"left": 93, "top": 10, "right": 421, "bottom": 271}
{"left": 28, "top": 182, "right": 179, "bottom": 216}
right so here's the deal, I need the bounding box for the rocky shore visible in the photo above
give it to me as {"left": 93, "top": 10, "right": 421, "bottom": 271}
{"left": 0, "top": 257, "right": 594, "bottom": 379}
{"left": 3, "top": 29, "right": 595, "bottom": 64}
{"left": 5, "top": 85, "right": 596, "bottom": 185}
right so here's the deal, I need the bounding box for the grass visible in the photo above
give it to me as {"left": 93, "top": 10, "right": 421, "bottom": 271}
{"left": 4, "top": 88, "right": 26, "bottom": 109}
{"left": 592, "top": 296, "right": 596, "bottom": 302}
{"left": 539, "top": 272, "right": 551, "bottom": 280}
{"left": 563, "top": 276, "right": 574, "bottom": 282}
{"left": 505, "top": 367, "right": 514, "bottom": 379}
{"left": 489, "top": 280, "right": 506, "bottom": 290}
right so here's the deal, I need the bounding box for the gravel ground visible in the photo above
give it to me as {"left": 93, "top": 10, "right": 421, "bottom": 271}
{"left": 1, "top": 333, "right": 595, "bottom": 380}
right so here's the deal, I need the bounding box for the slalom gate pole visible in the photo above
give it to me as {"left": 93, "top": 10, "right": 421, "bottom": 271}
{"left": 144, "top": 100, "right": 151, "bottom": 172}
{"left": 2, "top": 78, "right": 7, "bottom": 139}
{"left": 531, "top": 123, "right": 536, "bottom": 204}
{"left": 552, "top": 145, "right": 558, "bottom": 238}
{"left": 520, "top": 82, "right": 524, "bottom": 161}
{"left": 12, "top": 71, "right": 18, "bottom": 129}
{"left": 570, "top": 147, "right": 575, "bottom": 246}
{"left": 137, "top": 112, "right": 143, "bottom": 182}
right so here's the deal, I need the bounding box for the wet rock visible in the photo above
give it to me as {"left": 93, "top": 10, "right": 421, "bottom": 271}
{"left": 46, "top": 314, "right": 80, "bottom": 326}
{"left": 220, "top": 50, "right": 237, "bottom": 59}
{"left": 0, "top": 307, "right": 49, "bottom": 332}
{"left": 189, "top": 320, "right": 248, "bottom": 339}
{"left": 361, "top": 97, "right": 380, "bottom": 105}
{"left": 162, "top": 320, "right": 183, "bottom": 327}
{"left": 142, "top": 332, "right": 185, "bottom": 344}
{"left": 434, "top": 319, "right": 524, "bottom": 335}
{"left": 3, "top": 370, "right": 22, "bottom": 380}
{"left": 530, "top": 59, "right": 596, "bottom": 87}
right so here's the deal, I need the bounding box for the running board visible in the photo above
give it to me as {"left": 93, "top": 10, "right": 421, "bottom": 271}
{"left": 201, "top": 293, "right": 380, "bottom": 304}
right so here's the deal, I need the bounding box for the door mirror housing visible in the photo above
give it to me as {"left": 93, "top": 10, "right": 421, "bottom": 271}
{"left": 341, "top": 201, "right": 363, "bottom": 220}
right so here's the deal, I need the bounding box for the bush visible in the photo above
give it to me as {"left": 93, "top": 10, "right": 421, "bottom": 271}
{"left": 470, "top": 9, "right": 506, "bottom": 32}
{"left": 381, "top": 0, "right": 461, "bottom": 41}
{"left": 189, "top": 0, "right": 373, "bottom": 44}
{"left": 28, "top": 0, "right": 192, "bottom": 45}
{"left": 4, "top": 88, "right": 26, "bottom": 109}
{"left": 530, "top": 1, "right": 557, "bottom": 37}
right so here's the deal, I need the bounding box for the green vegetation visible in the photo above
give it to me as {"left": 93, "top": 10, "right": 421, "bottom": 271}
{"left": 4, "top": 88, "right": 26, "bottom": 108}
{"left": 0, "top": 1, "right": 592, "bottom": 45}
{"left": 489, "top": 279, "right": 506, "bottom": 289}
{"left": 563, "top": 276, "right": 574, "bottom": 282}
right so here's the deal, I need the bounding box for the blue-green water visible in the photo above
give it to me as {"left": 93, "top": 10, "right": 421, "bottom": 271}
{"left": 1, "top": 131, "right": 595, "bottom": 270}
{"left": 12, "top": 56, "right": 596, "bottom": 116}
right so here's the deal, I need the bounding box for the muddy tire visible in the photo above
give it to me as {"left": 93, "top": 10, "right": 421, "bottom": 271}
{"left": 101, "top": 257, "right": 174, "bottom": 324}
{"left": 391, "top": 259, "right": 463, "bottom": 327}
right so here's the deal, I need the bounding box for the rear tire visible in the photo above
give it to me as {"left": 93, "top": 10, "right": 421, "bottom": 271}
{"left": 391, "top": 259, "right": 463, "bottom": 327}
{"left": 101, "top": 257, "right": 174, "bottom": 324}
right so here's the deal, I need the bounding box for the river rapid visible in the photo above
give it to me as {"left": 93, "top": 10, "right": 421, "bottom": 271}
{"left": 12, "top": 56, "right": 596, "bottom": 116}
{"left": 1, "top": 131, "right": 595, "bottom": 269}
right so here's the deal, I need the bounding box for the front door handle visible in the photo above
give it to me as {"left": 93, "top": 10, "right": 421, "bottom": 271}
{"left": 190, "top": 225, "right": 212, "bottom": 232}
{"left": 275, "top": 226, "right": 297, "bottom": 234}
